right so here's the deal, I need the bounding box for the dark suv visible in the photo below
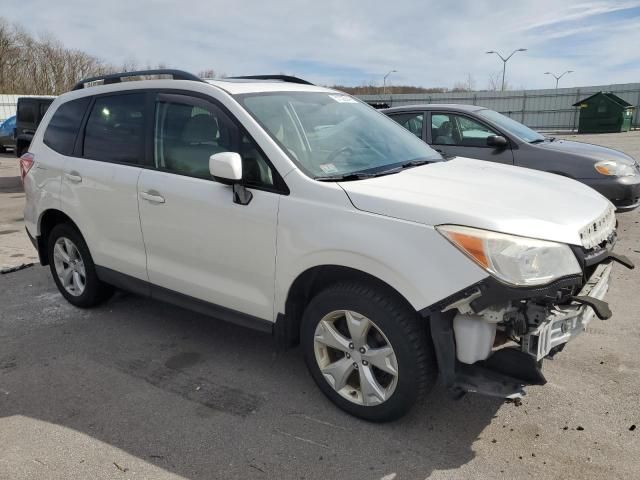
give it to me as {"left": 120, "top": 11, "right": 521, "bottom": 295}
{"left": 15, "top": 97, "right": 55, "bottom": 157}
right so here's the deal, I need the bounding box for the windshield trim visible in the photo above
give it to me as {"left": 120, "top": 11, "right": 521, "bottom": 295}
{"left": 234, "top": 91, "right": 443, "bottom": 181}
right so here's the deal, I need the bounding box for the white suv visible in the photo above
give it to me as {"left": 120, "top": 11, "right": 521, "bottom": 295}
{"left": 21, "top": 69, "right": 633, "bottom": 421}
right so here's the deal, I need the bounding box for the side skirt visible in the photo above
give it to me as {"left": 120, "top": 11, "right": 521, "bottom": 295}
{"left": 95, "top": 266, "right": 274, "bottom": 334}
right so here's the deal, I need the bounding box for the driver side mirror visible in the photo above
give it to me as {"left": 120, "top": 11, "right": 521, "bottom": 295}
{"left": 209, "top": 152, "right": 253, "bottom": 205}
{"left": 486, "top": 135, "right": 508, "bottom": 149}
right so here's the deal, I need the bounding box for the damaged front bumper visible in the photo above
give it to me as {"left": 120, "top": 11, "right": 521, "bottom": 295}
{"left": 426, "top": 252, "right": 633, "bottom": 400}
{"left": 522, "top": 261, "right": 612, "bottom": 361}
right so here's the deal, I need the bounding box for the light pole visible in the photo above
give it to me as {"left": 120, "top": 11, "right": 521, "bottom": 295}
{"left": 486, "top": 48, "right": 527, "bottom": 91}
{"left": 545, "top": 70, "right": 574, "bottom": 89}
{"left": 383, "top": 69, "right": 397, "bottom": 94}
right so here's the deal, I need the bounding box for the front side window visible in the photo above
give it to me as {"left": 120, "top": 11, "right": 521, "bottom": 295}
{"left": 237, "top": 92, "right": 441, "bottom": 179}
{"left": 390, "top": 112, "right": 424, "bottom": 138}
{"left": 432, "top": 113, "right": 498, "bottom": 147}
{"left": 154, "top": 95, "right": 275, "bottom": 188}
{"left": 43, "top": 98, "right": 90, "bottom": 155}
{"left": 83, "top": 94, "right": 146, "bottom": 164}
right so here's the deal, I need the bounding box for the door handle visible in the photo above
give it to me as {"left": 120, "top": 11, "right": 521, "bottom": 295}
{"left": 65, "top": 172, "right": 82, "bottom": 183}
{"left": 140, "top": 191, "right": 165, "bottom": 204}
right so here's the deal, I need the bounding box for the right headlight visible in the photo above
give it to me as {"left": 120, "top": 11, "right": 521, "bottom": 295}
{"left": 594, "top": 160, "right": 636, "bottom": 177}
{"left": 437, "top": 225, "right": 582, "bottom": 287}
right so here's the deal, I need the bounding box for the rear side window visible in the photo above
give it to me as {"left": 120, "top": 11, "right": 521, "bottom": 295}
{"left": 43, "top": 98, "right": 90, "bottom": 155}
{"left": 83, "top": 93, "right": 146, "bottom": 164}
{"left": 18, "top": 103, "right": 35, "bottom": 124}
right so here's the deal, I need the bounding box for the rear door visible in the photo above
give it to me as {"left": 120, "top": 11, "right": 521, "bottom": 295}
{"left": 428, "top": 111, "right": 514, "bottom": 164}
{"left": 59, "top": 92, "right": 149, "bottom": 281}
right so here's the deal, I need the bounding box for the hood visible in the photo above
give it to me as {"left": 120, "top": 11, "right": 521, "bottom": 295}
{"left": 339, "top": 157, "right": 613, "bottom": 247}
{"left": 534, "top": 138, "right": 636, "bottom": 165}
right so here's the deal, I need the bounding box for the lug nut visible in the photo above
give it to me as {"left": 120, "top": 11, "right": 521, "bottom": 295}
{"left": 348, "top": 343, "right": 354, "bottom": 350}
{"left": 359, "top": 347, "right": 366, "bottom": 354}
{"left": 346, "top": 353, "right": 351, "bottom": 359}
{"left": 353, "top": 362, "right": 358, "bottom": 369}
{"left": 362, "top": 360, "right": 369, "bottom": 366}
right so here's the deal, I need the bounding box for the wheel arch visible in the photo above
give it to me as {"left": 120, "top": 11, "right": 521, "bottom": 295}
{"left": 275, "top": 264, "right": 418, "bottom": 349}
{"left": 36, "top": 209, "right": 82, "bottom": 265}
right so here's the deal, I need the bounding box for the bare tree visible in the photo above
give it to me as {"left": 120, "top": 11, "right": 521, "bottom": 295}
{"left": 487, "top": 71, "right": 511, "bottom": 91}
{"left": 452, "top": 73, "right": 476, "bottom": 92}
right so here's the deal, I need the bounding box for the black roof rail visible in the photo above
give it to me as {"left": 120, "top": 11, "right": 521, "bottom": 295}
{"left": 227, "top": 75, "right": 314, "bottom": 85}
{"left": 72, "top": 69, "right": 203, "bottom": 91}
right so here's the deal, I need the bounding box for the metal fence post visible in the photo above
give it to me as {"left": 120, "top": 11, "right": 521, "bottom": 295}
{"left": 521, "top": 92, "right": 527, "bottom": 123}
{"left": 572, "top": 88, "right": 581, "bottom": 132}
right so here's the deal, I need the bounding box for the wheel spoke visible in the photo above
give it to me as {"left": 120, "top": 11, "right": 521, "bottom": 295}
{"left": 358, "top": 365, "right": 387, "bottom": 406}
{"left": 321, "top": 357, "right": 355, "bottom": 391}
{"left": 61, "top": 267, "right": 73, "bottom": 286}
{"left": 72, "top": 271, "right": 84, "bottom": 292}
{"left": 63, "top": 238, "right": 76, "bottom": 259}
{"left": 345, "top": 311, "right": 370, "bottom": 347}
{"left": 54, "top": 243, "right": 70, "bottom": 263}
{"left": 315, "top": 320, "right": 351, "bottom": 353}
{"left": 362, "top": 346, "right": 398, "bottom": 376}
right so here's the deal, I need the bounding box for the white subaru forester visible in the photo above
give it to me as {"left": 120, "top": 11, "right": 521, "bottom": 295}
{"left": 21, "top": 70, "right": 633, "bottom": 421}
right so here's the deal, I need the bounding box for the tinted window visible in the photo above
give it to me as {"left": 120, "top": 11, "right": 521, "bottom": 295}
{"left": 154, "top": 96, "right": 275, "bottom": 188}
{"left": 43, "top": 98, "right": 90, "bottom": 155}
{"left": 477, "top": 109, "right": 544, "bottom": 143}
{"left": 390, "top": 112, "right": 424, "bottom": 138}
{"left": 83, "top": 94, "right": 146, "bottom": 164}
{"left": 18, "top": 103, "right": 35, "bottom": 124}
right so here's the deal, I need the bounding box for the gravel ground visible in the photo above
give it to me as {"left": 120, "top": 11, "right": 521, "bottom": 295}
{"left": 0, "top": 134, "right": 639, "bottom": 480}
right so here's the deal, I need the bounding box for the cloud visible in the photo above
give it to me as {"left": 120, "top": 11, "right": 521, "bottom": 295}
{"left": 2, "top": 0, "right": 640, "bottom": 89}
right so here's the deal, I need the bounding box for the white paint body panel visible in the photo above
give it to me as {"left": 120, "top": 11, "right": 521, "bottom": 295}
{"left": 339, "top": 157, "right": 613, "bottom": 247}
{"left": 137, "top": 169, "right": 279, "bottom": 320}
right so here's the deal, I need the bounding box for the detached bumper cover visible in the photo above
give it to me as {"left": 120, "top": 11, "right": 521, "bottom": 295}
{"left": 522, "top": 261, "right": 612, "bottom": 361}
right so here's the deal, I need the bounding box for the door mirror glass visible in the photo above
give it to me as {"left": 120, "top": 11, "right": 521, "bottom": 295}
{"left": 486, "top": 135, "right": 508, "bottom": 148}
{"left": 209, "top": 151, "right": 243, "bottom": 183}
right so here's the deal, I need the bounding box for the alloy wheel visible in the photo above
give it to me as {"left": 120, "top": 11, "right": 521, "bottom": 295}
{"left": 313, "top": 310, "right": 399, "bottom": 406}
{"left": 52, "top": 237, "right": 86, "bottom": 296}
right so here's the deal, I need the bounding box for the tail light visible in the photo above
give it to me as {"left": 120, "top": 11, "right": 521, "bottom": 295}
{"left": 19, "top": 152, "right": 34, "bottom": 183}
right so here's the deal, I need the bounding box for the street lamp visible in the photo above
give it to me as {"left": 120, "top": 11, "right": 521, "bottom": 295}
{"left": 544, "top": 70, "right": 574, "bottom": 89}
{"left": 383, "top": 69, "right": 397, "bottom": 94}
{"left": 486, "top": 48, "right": 527, "bottom": 91}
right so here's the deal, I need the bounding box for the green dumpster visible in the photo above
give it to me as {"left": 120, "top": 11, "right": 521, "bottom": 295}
{"left": 572, "top": 92, "right": 635, "bottom": 133}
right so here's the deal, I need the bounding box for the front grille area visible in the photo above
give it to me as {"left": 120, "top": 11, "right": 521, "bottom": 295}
{"left": 579, "top": 204, "right": 616, "bottom": 249}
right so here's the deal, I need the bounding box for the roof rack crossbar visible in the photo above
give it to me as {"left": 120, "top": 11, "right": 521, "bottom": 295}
{"left": 227, "top": 75, "right": 314, "bottom": 85}
{"left": 72, "top": 69, "right": 203, "bottom": 91}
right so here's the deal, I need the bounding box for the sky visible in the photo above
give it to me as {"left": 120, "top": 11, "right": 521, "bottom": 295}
{"left": 3, "top": 0, "right": 640, "bottom": 89}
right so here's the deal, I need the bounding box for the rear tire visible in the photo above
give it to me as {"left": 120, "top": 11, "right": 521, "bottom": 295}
{"left": 47, "top": 223, "right": 113, "bottom": 308}
{"left": 301, "top": 281, "right": 436, "bottom": 421}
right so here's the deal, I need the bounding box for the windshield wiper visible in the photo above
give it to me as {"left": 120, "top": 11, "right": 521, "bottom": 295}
{"left": 529, "top": 138, "right": 545, "bottom": 144}
{"left": 401, "top": 159, "right": 435, "bottom": 169}
{"left": 315, "top": 168, "right": 402, "bottom": 182}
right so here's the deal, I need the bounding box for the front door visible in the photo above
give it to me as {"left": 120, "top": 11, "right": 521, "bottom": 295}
{"left": 429, "top": 112, "right": 514, "bottom": 164}
{"left": 137, "top": 92, "right": 283, "bottom": 321}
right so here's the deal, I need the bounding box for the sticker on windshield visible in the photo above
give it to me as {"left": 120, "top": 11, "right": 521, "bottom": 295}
{"left": 329, "top": 94, "right": 358, "bottom": 104}
{"left": 319, "top": 163, "right": 339, "bottom": 174}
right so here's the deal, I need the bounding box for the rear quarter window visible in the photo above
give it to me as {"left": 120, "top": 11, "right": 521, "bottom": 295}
{"left": 43, "top": 98, "right": 90, "bottom": 155}
{"left": 17, "top": 103, "right": 35, "bottom": 124}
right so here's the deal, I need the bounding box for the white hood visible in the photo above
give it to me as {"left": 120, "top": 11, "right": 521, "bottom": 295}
{"left": 339, "top": 157, "right": 613, "bottom": 247}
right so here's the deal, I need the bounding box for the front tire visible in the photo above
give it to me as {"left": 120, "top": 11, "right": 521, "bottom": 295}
{"left": 301, "top": 281, "right": 436, "bottom": 421}
{"left": 47, "top": 223, "right": 112, "bottom": 307}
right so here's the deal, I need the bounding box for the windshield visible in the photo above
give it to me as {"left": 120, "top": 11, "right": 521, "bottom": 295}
{"left": 477, "top": 109, "right": 545, "bottom": 143}
{"left": 237, "top": 92, "right": 442, "bottom": 178}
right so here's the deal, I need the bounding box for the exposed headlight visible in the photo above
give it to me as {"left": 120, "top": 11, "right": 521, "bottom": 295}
{"left": 437, "top": 225, "right": 581, "bottom": 286}
{"left": 594, "top": 160, "right": 636, "bottom": 177}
